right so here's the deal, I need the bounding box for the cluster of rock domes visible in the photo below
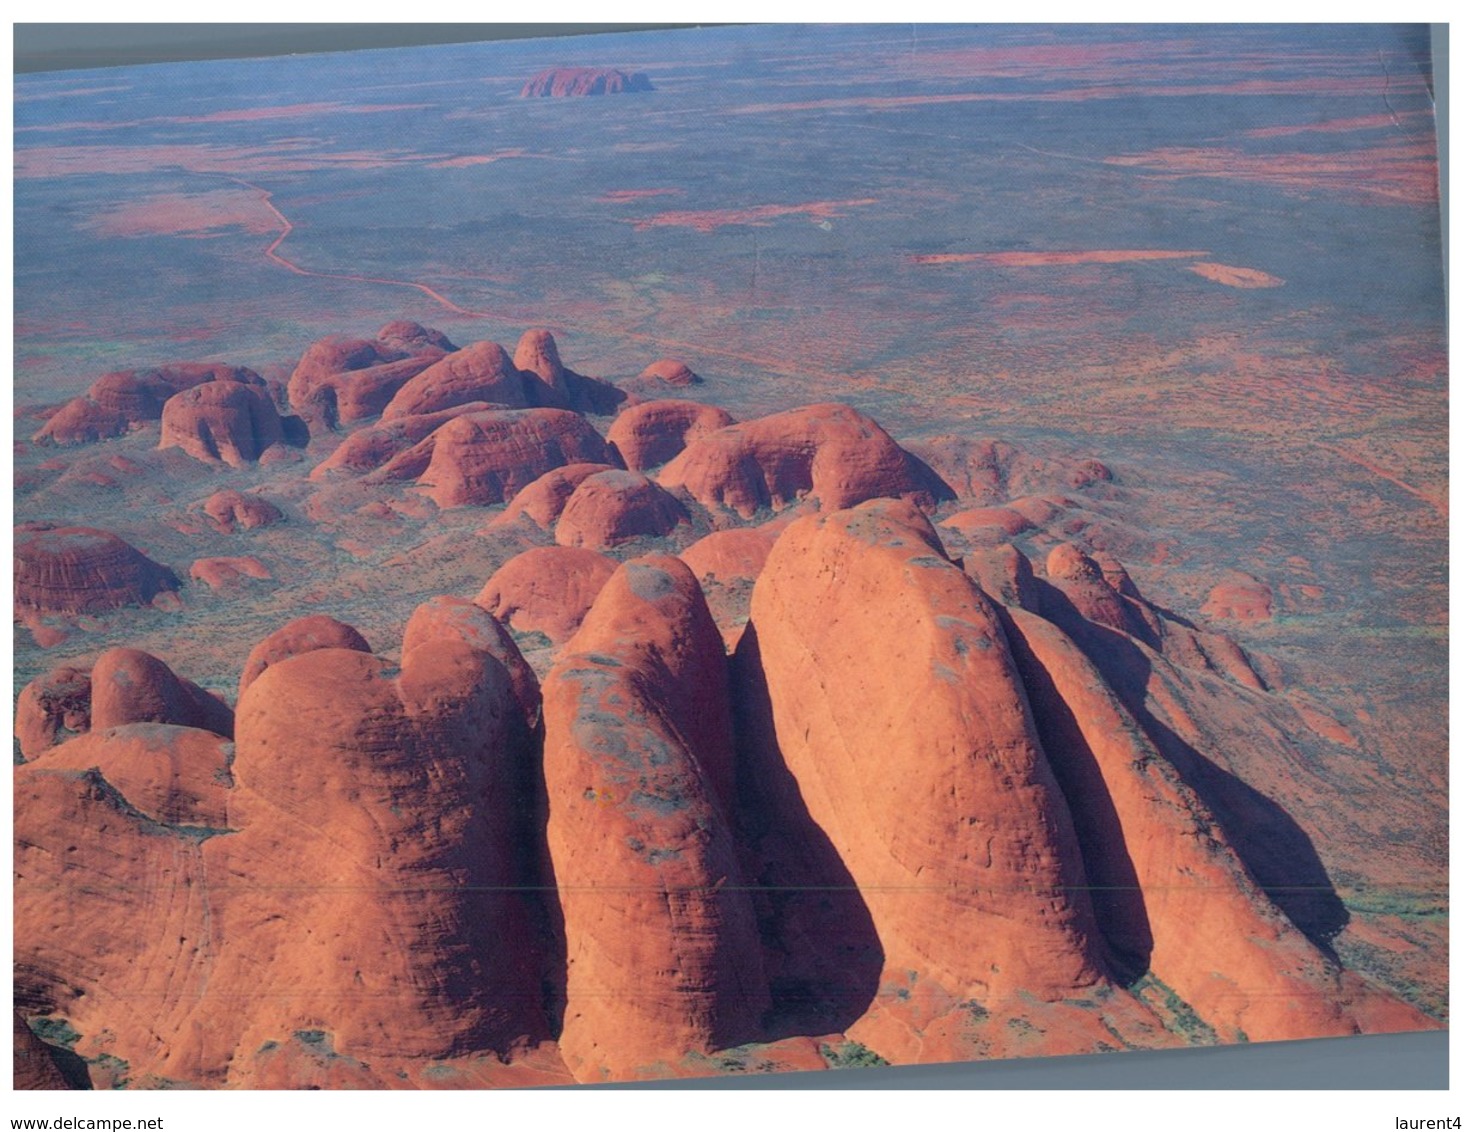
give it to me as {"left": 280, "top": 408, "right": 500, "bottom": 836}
{"left": 14, "top": 319, "right": 1434, "bottom": 1090}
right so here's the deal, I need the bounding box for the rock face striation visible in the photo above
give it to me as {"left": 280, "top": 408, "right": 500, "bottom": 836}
{"left": 520, "top": 67, "right": 654, "bottom": 97}
{"left": 158, "top": 380, "right": 284, "bottom": 466}
{"left": 13, "top": 526, "right": 178, "bottom": 615}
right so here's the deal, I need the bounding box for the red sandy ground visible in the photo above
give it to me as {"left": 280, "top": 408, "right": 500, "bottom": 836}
{"left": 1189, "top": 263, "right": 1285, "bottom": 289}
{"left": 86, "top": 189, "right": 280, "bottom": 238}
{"left": 598, "top": 188, "right": 683, "bottom": 203}
{"left": 630, "top": 199, "right": 879, "bottom": 233}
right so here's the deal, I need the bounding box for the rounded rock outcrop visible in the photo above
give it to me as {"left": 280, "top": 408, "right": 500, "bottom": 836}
{"left": 487, "top": 463, "right": 620, "bottom": 531}
{"left": 606, "top": 400, "right": 735, "bottom": 472}
{"left": 742, "top": 497, "right": 1106, "bottom": 1013}
{"left": 203, "top": 489, "right": 283, "bottom": 532}
{"left": 158, "top": 380, "right": 284, "bottom": 466}
{"left": 286, "top": 329, "right": 450, "bottom": 426}
{"left": 658, "top": 402, "right": 938, "bottom": 519}
{"left": 34, "top": 363, "right": 264, "bottom": 447}
{"left": 14, "top": 664, "right": 93, "bottom": 761}
{"left": 209, "top": 626, "right": 548, "bottom": 1068}
{"left": 637, "top": 358, "right": 700, "bottom": 387}
{"left": 89, "top": 647, "right": 234, "bottom": 739}
{"left": 542, "top": 556, "right": 766, "bottom": 1080}
{"left": 14, "top": 526, "right": 179, "bottom": 615}
{"left": 36, "top": 722, "right": 233, "bottom": 829}
{"left": 238, "top": 614, "right": 373, "bottom": 700}
{"left": 310, "top": 403, "right": 496, "bottom": 480}
{"left": 553, "top": 470, "right": 690, "bottom": 550}
{"left": 382, "top": 341, "right": 528, "bottom": 419}
{"left": 406, "top": 408, "right": 616, "bottom": 508}
{"left": 512, "top": 329, "right": 572, "bottom": 406}
{"left": 520, "top": 67, "right": 654, "bottom": 97}
{"left": 1202, "top": 572, "right": 1274, "bottom": 623}
{"left": 476, "top": 545, "right": 619, "bottom": 646}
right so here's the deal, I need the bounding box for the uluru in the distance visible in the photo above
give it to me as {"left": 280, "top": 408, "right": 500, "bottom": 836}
{"left": 520, "top": 66, "right": 654, "bottom": 97}
{"left": 11, "top": 22, "right": 1445, "bottom": 1097}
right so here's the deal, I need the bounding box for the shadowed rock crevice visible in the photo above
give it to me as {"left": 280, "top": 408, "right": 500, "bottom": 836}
{"left": 998, "top": 606, "right": 1154, "bottom": 984}
{"left": 1035, "top": 580, "right": 1350, "bottom": 956}
{"left": 729, "top": 623, "right": 885, "bottom": 1039}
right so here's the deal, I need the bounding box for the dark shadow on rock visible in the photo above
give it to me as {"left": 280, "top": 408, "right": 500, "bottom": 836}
{"left": 502, "top": 706, "right": 567, "bottom": 1043}
{"left": 1035, "top": 579, "right": 1351, "bottom": 956}
{"left": 729, "top": 623, "right": 884, "bottom": 1040}
{"left": 899, "top": 448, "right": 958, "bottom": 510}
{"left": 996, "top": 605, "right": 1153, "bottom": 984}
{"left": 279, "top": 415, "right": 311, "bottom": 448}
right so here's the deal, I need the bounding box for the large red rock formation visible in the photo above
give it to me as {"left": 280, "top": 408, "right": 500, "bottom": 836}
{"left": 939, "top": 506, "right": 1035, "bottom": 544}
{"left": 402, "top": 596, "right": 542, "bottom": 730}
{"left": 553, "top": 470, "right": 689, "bottom": 550}
{"left": 13, "top": 526, "right": 178, "bottom": 615}
{"left": 382, "top": 341, "right": 529, "bottom": 419}
{"left": 487, "top": 463, "right": 619, "bottom": 531}
{"left": 89, "top": 648, "right": 233, "bottom": 739}
{"left": 638, "top": 358, "right": 700, "bottom": 387}
{"left": 158, "top": 380, "right": 284, "bottom": 466}
{"left": 376, "top": 319, "right": 455, "bottom": 353}
{"left": 961, "top": 544, "right": 1040, "bottom": 613}
{"left": 237, "top": 614, "right": 372, "bottom": 700}
{"left": 743, "top": 498, "right": 1106, "bottom": 1028}
{"left": 512, "top": 329, "right": 626, "bottom": 415}
{"left": 14, "top": 665, "right": 92, "bottom": 761}
{"left": 1043, "top": 543, "right": 1156, "bottom": 642}
{"left": 189, "top": 556, "right": 272, "bottom": 588}
{"left": 476, "top": 546, "right": 618, "bottom": 645}
{"left": 14, "top": 733, "right": 236, "bottom": 1089}
{"left": 606, "top": 400, "right": 735, "bottom": 472}
{"left": 202, "top": 489, "right": 283, "bottom": 532}
{"left": 1202, "top": 572, "right": 1274, "bottom": 623}
{"left": 286, "top": 325, "right": 451, "bottom": 426}
{"left": 207, "top": 624, "right": 547, "bottom": 1076}
{"left": 387, "top": 408, "right": 615, "bottom": 508}
{"left": 520, "top": 67, "right": 654, "bottom": 97}
{"left": 658, "top": 402, "right": 939, "bottom": 519}
{"left": 998, "top": 606, "right": 1418, "bottom": 1041}
{"left": 33, "top": 363, "right": 264, "bottom": 446}
{"left": 310, "top": 403, "right": 496, "bottom": 479}
{"left": 513, "top": 330, "right": 572, "bottom": 406}
{"left": 13, "top": 611, "right": 549, "bottom": 1086}
{"left": 542, "top": 556, "right": 766, "bottom": 1080}
{"left": 680, "top": 525, "right": 780, "bottom": 585}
